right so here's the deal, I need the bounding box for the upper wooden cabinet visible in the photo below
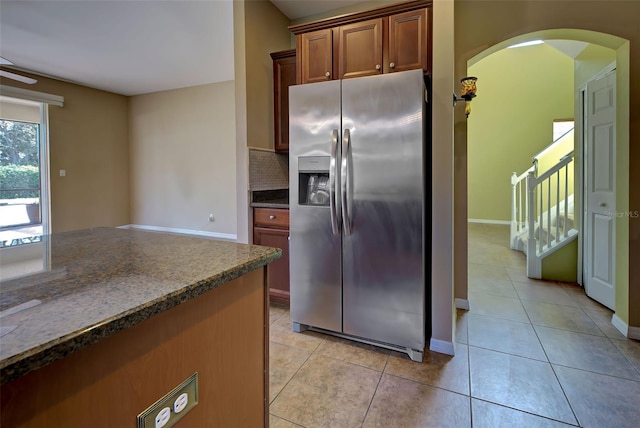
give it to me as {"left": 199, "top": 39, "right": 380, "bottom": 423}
{"left": 292, "top": 1, "right": 432, "bottom": 84}
{"left": 298, "top": 29, "right": 333, "bottom": 83}
{"left": 388, "top": 8, "right": 431, "bottom": 75}
{"left": 271, "top": 49, "right": 296, "bottom": 153}
{"left": 339, "top": 18, "right": 383, "bottom": 80}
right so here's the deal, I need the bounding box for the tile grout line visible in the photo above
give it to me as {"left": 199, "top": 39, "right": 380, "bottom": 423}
{"left": 467, "top": 323, "right": 474, "bottom": 428}
{"left": 471, "top": 397, "right": 582, "bottom": 427}
{"left": 268, "top": 310, "right": 324, "bottom": 417}
{"left": 359, "top": 352, "right": 390, "bottom": 428}
{"left": 380, "top": 371, "right": 472, "bottom": 399}
{"left": 269, "top": 413, "right": 305, "bottom": 428}
{"left": 538, "top": 304, "right": 640, "bottom": 381}
{"left": 547, "top": 360, "right": 640, "bottom": 384}
{"left": 518, "top": 283, "right": 582, "bottom": 427}
{"left": 470, "top": 226, "right": 639, "bottom": 426}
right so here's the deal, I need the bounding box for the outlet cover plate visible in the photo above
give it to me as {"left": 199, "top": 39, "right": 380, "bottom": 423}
{"left": 137, "top": 373, "right": 198, "bottom": 428}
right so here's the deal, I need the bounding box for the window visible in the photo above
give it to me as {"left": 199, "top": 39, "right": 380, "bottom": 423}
{"left": 0, "top": 96, "right": 47, "bottom": 246}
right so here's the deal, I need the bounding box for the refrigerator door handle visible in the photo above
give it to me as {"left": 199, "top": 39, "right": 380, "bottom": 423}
{"left": 329, "top": 129, "right": 341, "bottom": 235}
{"left": 341, "top": 128, "right": 352, "bottom": 235}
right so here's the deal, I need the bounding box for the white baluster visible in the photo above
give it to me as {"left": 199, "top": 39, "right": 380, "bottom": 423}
{"left": 556, "top": 170, "right": 560, "bottom": 244}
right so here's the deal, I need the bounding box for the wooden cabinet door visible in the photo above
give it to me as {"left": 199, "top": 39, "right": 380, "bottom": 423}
{"left": 339, "top": 18, "right": 383, "bottom": 80}
{"left": 254, "top": 226, "right": 290, "bottom": 304}
{"left": 271, "top": 50, "right": 296, "bottom": 153}
{"left": 299, "top": 29, "right": 333, "bottom": 84}
{"left": 388, "top": 8, "right": 431, "bottom": 74}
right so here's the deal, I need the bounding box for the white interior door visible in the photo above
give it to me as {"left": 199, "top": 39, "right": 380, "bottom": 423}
{"left": 584, "top": 71, "right": 616, "bottom": 310}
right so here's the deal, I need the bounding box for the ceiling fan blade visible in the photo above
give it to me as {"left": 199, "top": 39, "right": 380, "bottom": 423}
{"left": 0, "top": 69, "right": 38, "bottom": 84}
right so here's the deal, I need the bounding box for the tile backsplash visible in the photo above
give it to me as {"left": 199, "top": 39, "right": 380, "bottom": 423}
{"left": 249, "top": 148, "right": 289, "bottom": 191}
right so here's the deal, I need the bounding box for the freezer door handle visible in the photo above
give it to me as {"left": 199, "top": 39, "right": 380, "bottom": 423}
{"left": 341, "top": 128, "right": 352, "bottom": 235}
{"left": 329, "top": 129, "right": 341, "bottom": 235}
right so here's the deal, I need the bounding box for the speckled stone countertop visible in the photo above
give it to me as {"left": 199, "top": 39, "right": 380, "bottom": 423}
{"left": 251, "top": 199, "right": 289, "bottom": 209}
{"left": 250, "top": 189, "right": 289, "bottom": 209}
{"left": 0, "top": 227, "right": 281, "bottom": 385}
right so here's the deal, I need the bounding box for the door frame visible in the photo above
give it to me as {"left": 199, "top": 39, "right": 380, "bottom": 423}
{"left": 578, "top": 61, "right": 616, "bottom": 296}
{"left": 577, "top": 85, "right": 585, "bottom": 286}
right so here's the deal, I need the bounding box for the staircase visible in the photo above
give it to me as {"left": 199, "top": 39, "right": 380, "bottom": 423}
{"left": 510, "top": 129, "right": 578, "bottom": 279}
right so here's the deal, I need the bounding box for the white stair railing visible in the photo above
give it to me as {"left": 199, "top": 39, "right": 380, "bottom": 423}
{"left": 510, "top": 166, "right": 534, "bottom": 250}
{"left": 525, "top": 151, "right": 576, "bottom": 278}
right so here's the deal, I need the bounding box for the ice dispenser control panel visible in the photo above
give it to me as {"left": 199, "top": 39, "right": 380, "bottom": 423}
{"left": 298, "top": 156, "right": 330, "bottom": 206}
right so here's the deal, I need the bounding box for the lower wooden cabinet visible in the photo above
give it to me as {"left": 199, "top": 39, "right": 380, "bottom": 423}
{"left": 253, "top": 208, "right": 290, "bottom": 305}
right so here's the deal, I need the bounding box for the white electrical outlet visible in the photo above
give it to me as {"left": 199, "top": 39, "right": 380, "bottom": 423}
{"left": 137, "top": 373, "right": 198, "bottom": 428}
{"left": 174, "top": 393, "right": 188, "bottom": 413}
{"left": 208, "top": 213, "right": 215, "bottom": 222}
{"left": 155, "top": 407, "right": 171, "bottom": 428}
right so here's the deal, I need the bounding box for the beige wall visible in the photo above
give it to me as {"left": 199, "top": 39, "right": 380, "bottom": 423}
{"left": 454, "top": 0, "right": 640, "bottom": 329}
{"left": 234, "top": 0, "right": 250, "bottom": 243}
{"left": 129, "top": 82, "right": 237, "bottom": 237}
{"left": 244, "top": 0, "right": 292, "bottom": 150}
{"left": 234, "top": 0, "right": 292, "bottom": 242}
{"left": 0, "top": 72, "right": 130, "bottom": 233}
{"left": 289, "top": 0, "right": 398, "bottom": 25}
{"left": 432, "top": 0, "right": 456, "bottom": 352}
{"left": 467, "top": 44, "right": 574, "bottom": 222}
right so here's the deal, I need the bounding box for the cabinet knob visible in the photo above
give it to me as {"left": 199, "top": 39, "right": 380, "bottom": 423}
{"left": 375, "top": 64, "right": 381, "bottom": 70}
{"left": 390, "top": 62, "right": 395, "bottom": 69}
{"left": 325, "top": 71, "right": 330, "bottom": 77}
{"left": 269, "top": 215, "right": 276, "bottom": 220}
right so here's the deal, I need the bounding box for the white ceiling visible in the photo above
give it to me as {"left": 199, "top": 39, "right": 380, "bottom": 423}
{"left": 545, "top": 40, "right": 589, "bottom": 59}
{"left": 0, "top": 0, "right": 234, "bottom": 96}
{"left": 0, "top": 0, "right": 372, "bottom": 96}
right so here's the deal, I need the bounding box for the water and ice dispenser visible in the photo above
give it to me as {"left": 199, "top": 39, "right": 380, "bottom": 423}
{"left": 297, "top": 156, "right": 330, "bottom": 206}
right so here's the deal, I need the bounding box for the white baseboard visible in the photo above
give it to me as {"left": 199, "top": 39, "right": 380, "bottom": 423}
{"left": 119, "top": 224, "right": 237, "bottom": 242}
{"left": 429, "top": 338, "right": 455, "bottom": 356}
{"left": 455, "top": 298, "right": 470, "bottom": 310}
{"left": 611, "top": 314, "right": 640, "bottom": 340}
{"left": 468, "top": 218, "right": 510, "bottom": 225}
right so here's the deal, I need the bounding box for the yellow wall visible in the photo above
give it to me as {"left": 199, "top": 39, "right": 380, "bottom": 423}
{"left": 575, "top": 44, "right": 617, "bottom": 89}
{"left": 454, "top": 0, "right": 640, "bottom": 329}
{"left": 467, "top": 44, "right": 574, "bottom": 222}
{"left": 536, "top": 129, "right": 574, "bottom": 176}
{"left": 129, "top": 82, "right": 238, "bottom": 236}
{"left": 0, "top": 72, "right": 130, "bottom": 233}
{"left": 535, "top": 130, "right": 575, "bottom": 214}
{"left": 542, "top": 239, "right": 578, "bottom": 282}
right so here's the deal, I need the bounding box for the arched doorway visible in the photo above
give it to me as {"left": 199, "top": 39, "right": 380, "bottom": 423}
{"left": 455, "top": 27, "right": 631, "bottom": 337}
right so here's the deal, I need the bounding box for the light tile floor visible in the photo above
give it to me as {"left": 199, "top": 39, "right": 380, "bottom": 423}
{"left": 268, "top": 223, "right": 640, "bottom": 428}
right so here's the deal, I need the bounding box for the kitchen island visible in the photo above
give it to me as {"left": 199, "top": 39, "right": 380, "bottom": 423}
{"left": 0, "top": 227, "right": 280, "bottom": 427}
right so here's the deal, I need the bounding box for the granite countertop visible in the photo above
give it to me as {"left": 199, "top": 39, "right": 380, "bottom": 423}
{"left": 0, "top": 227, "right": 281, "bottom": 385}
{"left": 250, "top": 189, "right": 289, "bottom": 209}
{"left": 251, "top": 198, "right": 289, "bottom": 209}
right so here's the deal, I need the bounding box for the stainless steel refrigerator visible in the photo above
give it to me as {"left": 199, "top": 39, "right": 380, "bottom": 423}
{"left": 289, "top": 69, "right": 428, "bottom": 362}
